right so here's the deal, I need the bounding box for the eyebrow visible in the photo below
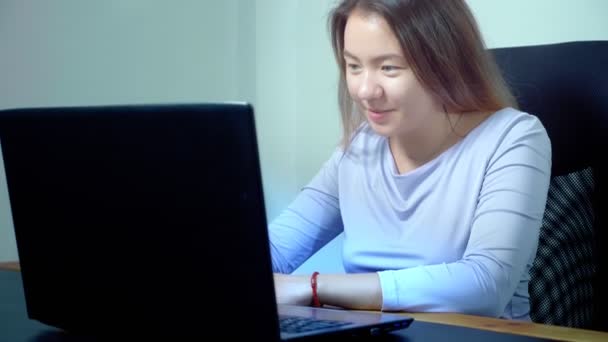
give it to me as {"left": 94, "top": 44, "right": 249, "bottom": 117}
{"left": 343, "top": 50, "right": 405, "bottom": 63}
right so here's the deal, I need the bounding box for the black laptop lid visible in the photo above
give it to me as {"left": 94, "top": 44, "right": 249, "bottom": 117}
{"left": 0, "top": 103, "right": 279, "bottom": 339}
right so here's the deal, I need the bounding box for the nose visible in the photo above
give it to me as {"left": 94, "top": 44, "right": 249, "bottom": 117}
{"left": 357, "top": 71, "right": 383, "bottom": 100}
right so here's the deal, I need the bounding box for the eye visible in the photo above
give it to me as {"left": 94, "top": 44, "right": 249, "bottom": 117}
{"left": 346, "top": 63, "right": 362, "bottom": 73}
{"left": 381, "top": 65, "right": 401, "bottom": 73}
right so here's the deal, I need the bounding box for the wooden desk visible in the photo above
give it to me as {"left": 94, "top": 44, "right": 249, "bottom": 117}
{"left": 2, "top": 261, "right": 607, "bottom": 342}
{"left": 404, "top": 312, "right": 608, "bottom": 342}
{"left": 0, "top": 261, "right": 20, "bottom": 272}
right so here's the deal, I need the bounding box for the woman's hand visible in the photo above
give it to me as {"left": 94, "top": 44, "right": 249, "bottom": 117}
{"left": 273, "top": 273, "right": 312, "bottom": 306}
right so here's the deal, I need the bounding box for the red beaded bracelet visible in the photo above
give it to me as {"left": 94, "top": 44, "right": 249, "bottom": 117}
{"left": 311, "top": 271, "right": 321, "bottom": 307}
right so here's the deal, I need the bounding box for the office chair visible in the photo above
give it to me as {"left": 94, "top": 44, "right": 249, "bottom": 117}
{"left": 491, "top": 41, "right": 608, "bottom": 331}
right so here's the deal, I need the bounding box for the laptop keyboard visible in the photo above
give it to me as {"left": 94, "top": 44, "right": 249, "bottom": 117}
{"left": 279, "top": 315, "right": 352, "bottom": 334}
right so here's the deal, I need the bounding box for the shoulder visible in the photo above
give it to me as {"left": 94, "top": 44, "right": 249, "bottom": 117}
{"left": 485, "top": 107, "right": 551, "bottom": 150}
{"left": 478, "top": 107, "right": 552, "bottom": 169}
{"left": 498, "top": 107, "right": 546, "bottom": 129}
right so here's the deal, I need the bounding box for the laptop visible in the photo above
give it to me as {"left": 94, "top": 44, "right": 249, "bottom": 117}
{"left": 0, "top": 103, "right": 413, "bottom": 340}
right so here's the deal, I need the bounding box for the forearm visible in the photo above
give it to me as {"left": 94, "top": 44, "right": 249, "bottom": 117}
{"left": 274, "top": 272, "right": 383, "bottom": 310}
{"left": 269, "top": 188, "right": 344, "bottom": 274}
{"left": 316, "top": 273, "right": 382, "bottom": 310}
{"left": 377, "top": 262, "right": 505, "bottom": 316}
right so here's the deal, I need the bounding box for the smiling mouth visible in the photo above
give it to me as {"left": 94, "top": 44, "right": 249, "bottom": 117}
{"left": 365, "top": 108, "right": 392, "bottom": 124}
{"left": 367, "top": 108, "right": 391, "bottom": 115}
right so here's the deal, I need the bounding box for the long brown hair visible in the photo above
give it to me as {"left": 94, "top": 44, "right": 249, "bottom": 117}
{"left": 328, "top": 0, "right": 517, "bottom": 149}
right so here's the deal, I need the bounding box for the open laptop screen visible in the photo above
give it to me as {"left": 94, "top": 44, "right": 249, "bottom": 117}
{"left": 0, "top": 103, "right": 279, "bottom": 339}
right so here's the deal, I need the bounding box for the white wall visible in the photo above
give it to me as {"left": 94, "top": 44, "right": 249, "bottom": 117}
{"left": 468, "top": 0, "right": 608, "bottom": 48}
{"left": 1, "top": 0, "right": 607, "bottom": 265}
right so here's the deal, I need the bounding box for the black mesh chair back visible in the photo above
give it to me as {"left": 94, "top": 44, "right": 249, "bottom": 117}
{"left": 491, "top": 41, "right": 608, "bottom": 331}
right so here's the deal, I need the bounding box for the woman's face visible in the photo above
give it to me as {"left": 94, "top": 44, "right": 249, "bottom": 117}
{"left": 343, "top": 9, "right": 442, "bottom": 138}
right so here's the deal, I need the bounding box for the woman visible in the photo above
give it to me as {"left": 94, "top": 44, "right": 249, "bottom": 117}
{"left": 269, "top": 0, "right": 551, "bottom": 321}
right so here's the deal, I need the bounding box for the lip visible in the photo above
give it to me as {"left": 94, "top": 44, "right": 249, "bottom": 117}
{"left": 366, "top": 108, "right": 392, "bottom": 123}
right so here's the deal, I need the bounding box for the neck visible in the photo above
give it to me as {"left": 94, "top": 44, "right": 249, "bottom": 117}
{"left": 389, "top": 112, "right": 464, "bottom": 173}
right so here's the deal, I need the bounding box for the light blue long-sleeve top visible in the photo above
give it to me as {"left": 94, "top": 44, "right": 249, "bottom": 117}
{"left": 269, "top": 107, "right": 552, "bottom": 320}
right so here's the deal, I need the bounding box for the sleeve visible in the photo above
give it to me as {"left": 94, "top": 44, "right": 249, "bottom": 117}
{"left": 377, "top": 116, "right": 552, "bottom": 317}
{"left": 269, "top": 148, "right": 345, "bottom": 274}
